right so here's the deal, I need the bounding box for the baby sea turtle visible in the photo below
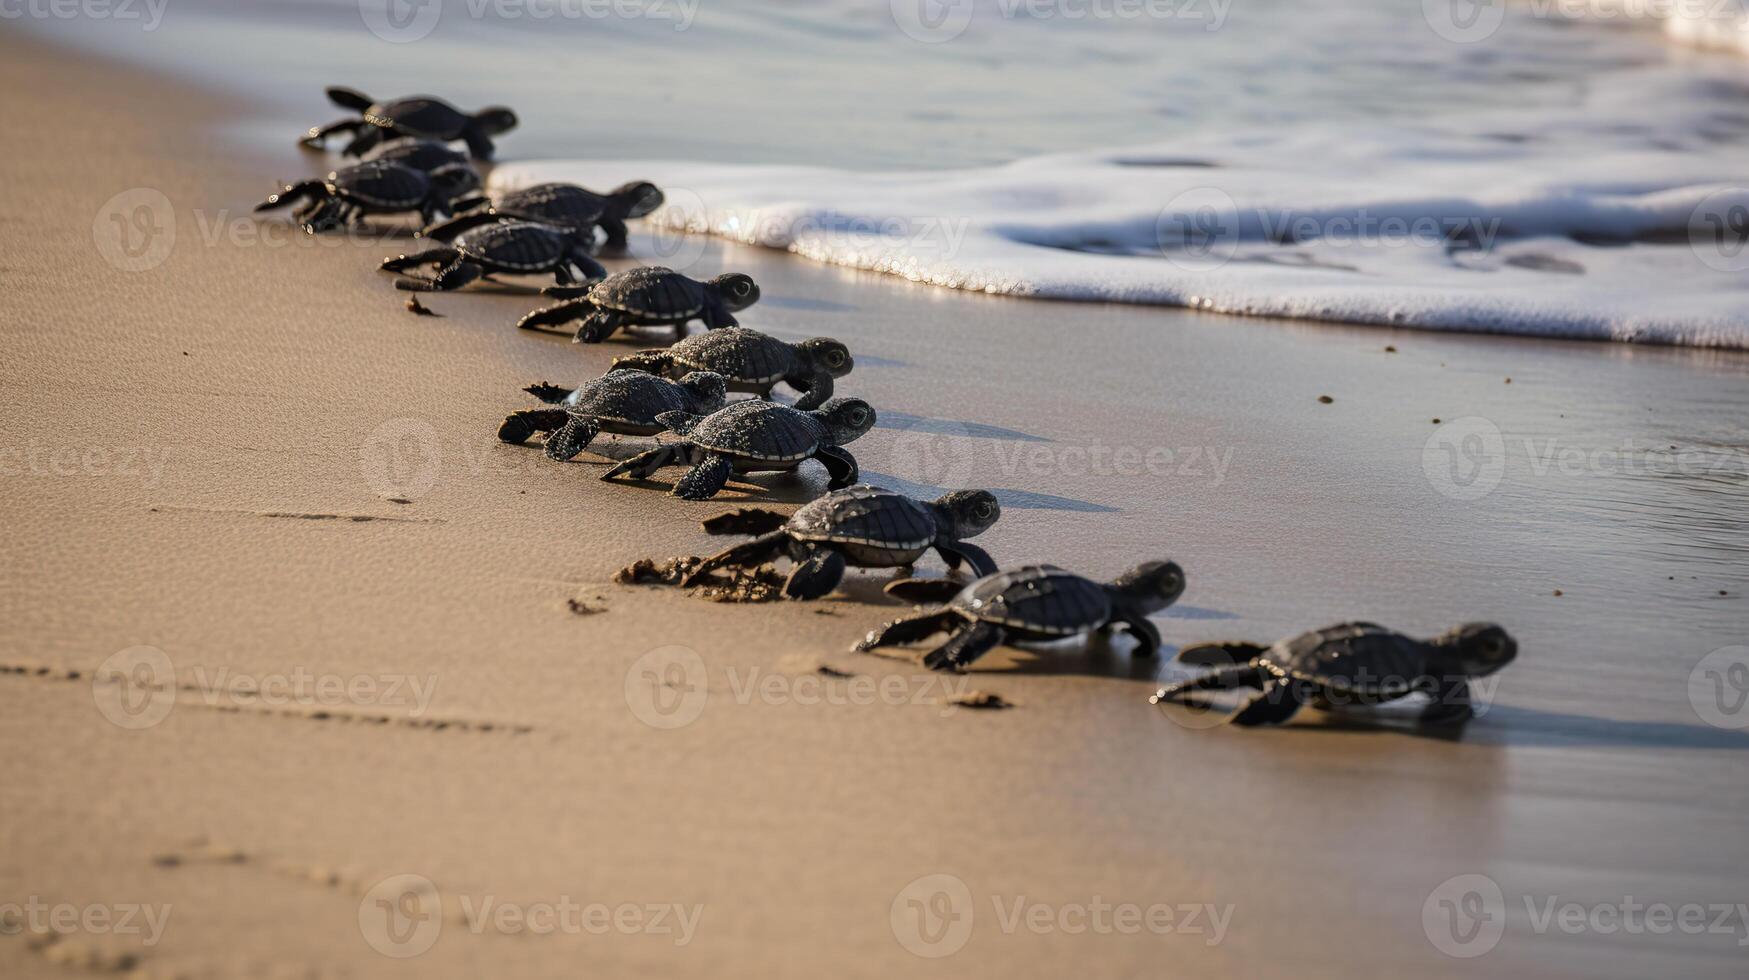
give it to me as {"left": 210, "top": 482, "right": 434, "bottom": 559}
{"left": 254, "top": 161, "right": 479, "bottom": 234}
{"left": 302, "top": 86, "right": 518, "bottom": 160}
{"left": 361, "top": 138, "right": 471, "bottom": 173}
{"left": 423, "top": 181, "right": 664, "bottom": 250}
{"left": 680, "top": 485, "right": 1001, "bottom": 599}
{"left": 517, "top": 266, "right": 760, "bottom": 343}
{"left": 602, "top": 398, "right": 875, "bottom": 500}
{"left": 498, "top": 369, "right": 727, "bottom": 458}
{"left": 1151, "top": 622, "right": 1516, "bottom": 726}
{"left": 612, "top": 328, "right": 853, "bottom": 411}
{"left": 856, "top": 562, "right": 1185, "bottom": 671}
{"left": 381, "top": 221, "right": 606, "bottom": 292}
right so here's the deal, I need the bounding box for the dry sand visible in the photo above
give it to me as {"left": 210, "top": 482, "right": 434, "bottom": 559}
{"left": 3, "top": 31, "right": 1749, "bottom": 979}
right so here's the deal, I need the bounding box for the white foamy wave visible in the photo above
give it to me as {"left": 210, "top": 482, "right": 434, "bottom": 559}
{"left": 1553, "top": 0, "right": 1749, "bottom": 57}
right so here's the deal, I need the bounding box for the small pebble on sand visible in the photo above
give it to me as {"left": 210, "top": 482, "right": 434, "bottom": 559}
{"left": 1317, "top": 395, "right": 1334, "bottom": 404}
{"left": 1553, "top": 589, "right": 1564, "bottom": 596}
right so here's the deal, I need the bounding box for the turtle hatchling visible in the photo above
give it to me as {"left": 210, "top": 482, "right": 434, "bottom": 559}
{"left": 680, "top": 485, "right": 1001, "bottom": 599}
{"left": 423, "top": 181, "right": 664, "bottom": 250}
{"left": 498, "top": 369, "right": 728, "bottom": 458}
{"left": 613, "top": 328, "right": 853, "bottom": 411}
{"left": 517, "top": 266, "right": 760, "bottom": 343}
{"left": 1151, "top": 621, "right": 1516, "bottom": 727}
{"left": 302, "top": 86, "right": 518, "bottom": 160}
{"left": 255, "top": 161, "right": 479, "bottom": 234}
{"left": 381, "top": 221, "right": 606, "bottom": 292}
{"left": 360, "top": 138, "right": 471, "bottom": 174}
{"left": 602, "top": 398, "right": 875, "bottom": 500}
{"left": 857, "top": 562, "right": 1186, "bottom": 672}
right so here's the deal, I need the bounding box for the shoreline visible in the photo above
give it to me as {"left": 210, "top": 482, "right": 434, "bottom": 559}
{"left": 4, "top": 29, "right": 1749, "bottom": 980}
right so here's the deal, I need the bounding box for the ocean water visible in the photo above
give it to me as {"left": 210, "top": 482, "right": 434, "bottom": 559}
{"left": 26, "top": 0, "right": 1749, "bottom": 346}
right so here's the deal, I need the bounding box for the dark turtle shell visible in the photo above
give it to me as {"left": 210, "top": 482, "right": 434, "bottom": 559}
{"left": 564, "top": 370, "right": 708, "bottom": 428}
{"left": 328, "top": 161, "right": 431, "bottom": 209}
{"left": 589, "top": 266, "right": 706, "bottom": 318}
{"left": 685, "top": 401, "right": 827, "bottom": 462}
{"left": 787, "top": 485, "right": 938, "bottom": 556}
{"left": 661, "top": 328, "right": 795, "bottom": 385}
{"left": 492, "top": 184, "right": 609, "bottom": 230}
{"left": 951, "top": 565, "right": 1111, "bottom": 636}
{"left": 1259, "top": 622, "right": 1431, "bottom": 697}
{"left": 365, "top": 97, "right": 470, "bottom": 139}
{"left": 454, "top": 222, "right": 571, "bottom": 272}
{"left": 362, "top": 138, "right": 470, "bottom": 173}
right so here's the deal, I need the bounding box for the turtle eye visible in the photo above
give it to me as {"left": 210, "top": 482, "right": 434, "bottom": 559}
{"left": 1161, "top": 570, "right": 1182, "bottom": 594}
{"left": 733, "top": 280, "right": 751, "bottom": 297}
{"left": 973, "top": 501, "right": 995, "bottom": 521}
{"left": 850, "top": 408, "right": 869, "bottom": 426}
{"left": 825, "top": 350, "right": 845, "bottom": 368}
{"left": 1479, "top": 636, "right": 1506, "bottom": 660}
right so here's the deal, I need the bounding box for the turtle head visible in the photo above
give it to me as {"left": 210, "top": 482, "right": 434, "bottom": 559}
{"left": 815, "top": 398, "right": 876, "bottom": 445}
{"left": 796, "top": 338, "right": 854, "bottom": 378}
{"left": 1109, "top": 560, "right": 1186, "bottom": 614}
{"left": 428, "top": 163, "right": 482, "bottom": 202}
{"left": 676, "top": 371, "right": 729, "bottom": 411}
{"left": 1432, "top": 622, "right": 1516, "bottom": 677}
{"left": 708, "top": 273, "right": 761, "bottom": 312}
{"left": 473, "top": 106, "right": 519, "bottom": 136}
{"left": 611, "top": 181, "right": 665, "bottom": 219}
{"left": 934, "top": 490, "right": 1000, "bottom": 540}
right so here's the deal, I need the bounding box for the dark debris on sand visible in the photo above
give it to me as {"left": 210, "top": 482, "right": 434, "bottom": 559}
{"left": 405, "top": 296, "right": 442, "bottom": 317}
{"left": 949, "top": 691, "right": 1013, "bottom": 710}
{"left": 615, "top": 556, "right": 788, "bottom": 603}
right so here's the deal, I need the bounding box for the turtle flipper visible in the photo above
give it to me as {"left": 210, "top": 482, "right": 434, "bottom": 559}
{"left": 1151, "top": 664, "right": 1268, "bottom": 704}
{"left": 883, "top": 578, "right": 966, "bottom": 605}
{"left": 610, "top": 349, "right": 675, "bottom": 376}
{"left": 427, "top": 259, "right": 484, "bottom": 292}
{"left": 673, "top": 453, "right": 733, "bottom": 500}
{"left": 1110, "top": 613, "right": 1163, "bottom": 658}
{"left": 701, "top": 298, "right": 737, "bottom": 330}
{"left": 380, "top": 247, "right": 458, "bottom": 274}
{"left": 922, "top": 622, "right": 1004, "bottom": 672}
{"left": 602, "top": 444, "right": 684, "bottom": 482}
{"left": 653, "top": 411, "right": 705, "bottom": 437}
{"left": 598, "top": 216, "right": 630, "bottom": 252}
{"left": 542, "top": 284, "right": 594, "bottom": 300}
{"left": 421, "top": 210, "right": 502, "bottom": 242}
{"left": 256, "top": 181, "right": 326, "bottom": 213}
{"left": 854, "top": 609, "right": 960, "bottom": 652}
{"left": 783, "top": 547, "right": 847, "bottom": 600}
{"left": 791, "top": 373, "right": 833, "bottom": 412}
{"left": 1230, "top": 680, "right": 1304, "bottom": 726}
{"left": 524, "top": 383, "right": 575, "bottom": 404}
{"left": 682, "top": 531, "right": 789, "bottom": 586}
{"left": 1175, "top": 642, "right": 1267, "bottom": 668}
{"left": 462, "top": 127, "right": 495, "bottom": 162}
{"left": 325, "top": 86, "right": 374, "bottom": 111}
{"left": 518, "top": 300, "right": 592, "bottom": 332}
{"left": 342, "top": 126, "right": 384, "bottom": 158}
{"left": 1419, "top": 677, "right": 1474, "bottom": 726}
{"left": 497, "top": 408, "right": 569, "bottom": 445}
{"left": 813, "top": 446, "right": 858, "bottom": 490}
{"left": 563, "top": 243, "right": 608, "bottom": 284}
{"left": 544, "top": 415, "right": 601, "bottom": 461}
{"left": 935, "top": 541, "right": 996, "bottom": 577}
{"left": 700, "top": 508, "right": 789, "bottom": 536}
{"left": 301, "top": 119, "right": 363, "bottom": 148}
{"left": 574, "top": 309, "right": 626, "bottom": 344}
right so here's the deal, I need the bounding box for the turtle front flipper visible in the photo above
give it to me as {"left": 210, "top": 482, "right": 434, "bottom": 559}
{"left": 574, "top": 309, "right": 627, "bottom": 344}
{"left": 854, "top": 609, "right": 960, "bottom": 652}
{"left": 610, "top": 349, "right": 675, "bottom": 376}
{"left": 1151, "top": 664, "right": 1268, "bottom": 704}
{"left": 301, "top": 119, "right": 363, "bottom": 148}
{"left": 342, "top": 126, "right": 385, "bottom": 159}
{"left": 325, "top": 87, "right": 375, "bottom": 111}
{"left": 1109, "top": 613, "right": 1162, "bottom": 658}
{"left": 682, "top": 531, "right": 789, "bottom": 587}
{"left": 523, "top": 383, "right": 575, "bottom": 404}
{"left": 426, "top": 258, "right": 484, "bottom": 292}
{"left": 700, "top": 508, "right": 789, "bottom": 536}
{"left": 462, "top": 128, "right": 495, "bottom": 162}
{"left": 543, "top": 415, "right": 601, "bottom": 461}
{"left": 791, "top": 373, "right": 834, "bottom": 412}
{"left": 935, "top": 541, "right": 996, "bottom": 577}
{"left": 380, "top": 247, "right": 459, "bottom": 274}
{"left": 255, "top": 181, "right": 326, "bottom": 213}
{"left": 701, "top": 297, "right": 737, "bottom": 330}
{"left": 883, "top": 578, "right": 965, "bottom": 605}
{"left": 813, "top": 446, "right": 858, "bottom": 490}
{"left": 497, "top": 408, "right": 570, "bottom": 445}
{"left": 563, "top": 244, "right": 608, "bottom": 284}
{"left": 1419, "top": 676, "right": 1474, "bottom": 726}
{"left": 518, "top": 300, "right": 592, "bottom": 332}
{"left": 783, "top": 547, "right": 848, "bottom": 600}
{"left": 922, "top": 622, "right": 1004, "bottom": 672}
{"left": 1175, "top": 642, "right": 1267, "bottom": 668}
{"left": 421, "top": 210, "right": 502, "bottom": 242}
{"left": 1230, "top": 680, "right": 1306, "bottom": 726}
{"left": 672, "top": 454, "right": 734, "bottom": 500}
{"left": 603, "top": 444, "right": 685, "bottom": 483}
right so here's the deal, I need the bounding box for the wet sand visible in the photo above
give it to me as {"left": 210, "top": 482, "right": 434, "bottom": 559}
{"left": 3, "top": 31, "right": 1749, "bottom": 979}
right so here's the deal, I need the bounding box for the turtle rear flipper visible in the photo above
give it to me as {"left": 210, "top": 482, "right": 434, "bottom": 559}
{"left": 1176, "top": 642, "right": 1267, "bottom": 668}
{"left": 922, "top": 622, "right": 1004, "bottom": 672}
{"left": 883, "top": 578, "right": 964, "bottom": 605}
{"left": 325, "top": 86, "right": 375, "bottom": 111}
{"left": 700, "top": 508, "right": 789, "bottom": 537}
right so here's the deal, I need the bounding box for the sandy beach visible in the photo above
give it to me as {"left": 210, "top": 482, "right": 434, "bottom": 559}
{"left": 3, "top": 27, "right": 1749, "bottom": 979}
